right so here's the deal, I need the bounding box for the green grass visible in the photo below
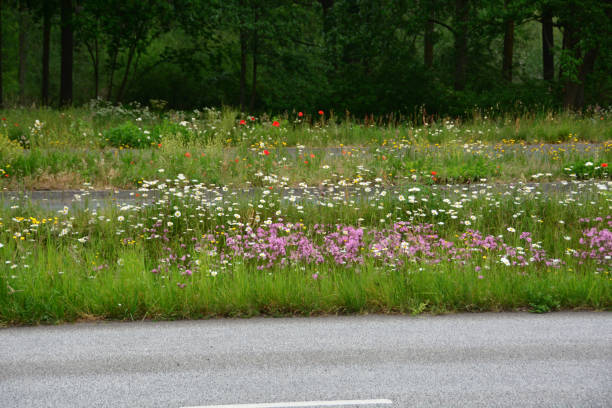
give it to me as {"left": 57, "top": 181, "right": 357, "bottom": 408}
{"left": 2, "top": 255, "right": 609, "bottom": 325}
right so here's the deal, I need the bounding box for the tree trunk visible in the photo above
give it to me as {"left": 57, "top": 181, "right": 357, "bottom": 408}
{"left": 107, "top": 49, "right": 118, "bottom": 100}
{"left": 42, "top": 4, "right": 51, "bottom": 106}
{"left": 562, "top": 24, "right": 598, "bottom": 111}
{"left": 249, "top": 32, "right": 258, "bottom": 112}
{"left": 319, "top": 0, "right": 334, "bottom": 40}
{"left": 94, "top": 39, "right": 99, "bottom": 99}
{"left": 116, "top": 45, "right": 136, "bottom": 103}
{"left": 424, "top": 15, "right": 434, "bottom": 68}
{"left": 454, "top": 0, "right": 469, "bottom": 91}
{"left": 239, "top": 28, "right": 247, "bottom": 111}
{"left": 502, "top": 0, "right": 514, "bottom": 82}
{"left": 18, "top": 1, "right": 26, "bottom": 105}
{"left": 60, "top": 0, "right": 74, "bottom": 106}
{"left": 541, "top": 7, "right": 554, "bottom": 81}
{"left": 249, "top": 8, "right": 259, "bottom": 112}
{"left": 0, "top": 0, "right": 3, "bottom": 109}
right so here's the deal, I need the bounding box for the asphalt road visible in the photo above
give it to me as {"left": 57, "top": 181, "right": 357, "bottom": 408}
{"left": 1, "top": 313, "right": 611, "bottom": 408}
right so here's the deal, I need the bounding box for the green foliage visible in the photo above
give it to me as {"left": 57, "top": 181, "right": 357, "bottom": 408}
{"left": 563, "top": 159, "right": 610, "bottom": 180}
{"left": 103, "top": 122, "right": 161, "bottom": 148}
{"left": 0, "top": 131, "right": 23, "bottom": 161}
{"left": 7, "top": 125, "right": 29, "bottom": 148}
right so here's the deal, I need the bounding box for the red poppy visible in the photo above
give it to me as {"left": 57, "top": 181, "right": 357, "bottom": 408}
{"left": 304, "top": 160, "right": 309, "bottom": 164}
{"left": 157, "top": 143, "right": 162, "bottom": 148}
{"left": 185, "top": 152, "right": 191, "bottom": 158}
{"left": 431, "top": 171, "right": 437, "bottom": 176}
{"left": 1, "top": 118, "right": 5, "bottom": 121}
{"left": 235, "top": 158, "right": 239, "bottom": 163}
{"left": 263, "top": 150, "right": 270, "bottom": 156}
{"left": 318, "top": 110, "right": 324, "bottom": 115}
{"left": 602, "top": 163, "right": 608, "bottom": 168}
{"left": 298, "top": 112, "right": 303, "bottom": 117}
{"left": 239, "top": 119, "right": 246, "bottom": 125}
{"left": 272, "top": 121, "right": 280, "bottom": 127}
{"left": 310, "top": 153, "right": 315, "bottom": 158}
{"left": 250, "top": 116, "right": 255, "bottom": 121}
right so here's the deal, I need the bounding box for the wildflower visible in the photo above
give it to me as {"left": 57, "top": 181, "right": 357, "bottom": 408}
{"left": 185, "top": 152, "right": 191, "bottom": 158}
{"left": 298, "top": 112, "right": 303, "bottom": 117}
{"left": 585, "top": 162, "right": 593, "bottom": 166}
{"left": 263, "top": 149, "right": 270, "bottom": 156}
{"left": 174, "top": 211, "right": 181, "bottom": 217}
{"left": 318, "top": 110, "right": 324, "bottom": 115}
{"left": 312, "top": 273, "right": 318, "bottom": 280}
{"left": 507, "top": 227, "right": 516, "bottom": 233}
{"left": 478, "top": 275, "right": 484, "bottom": 279}
{"left": 117, "top": 216, "right": 125, "bottom": 222}
{"left": 272, "top": 121, "right": 280, "bottom": 127}
{"left": 239, "top": 119, "right": 246, "bottom": 125}
{"left": 501, "top": 257, "right": 510, "bottom": 266}
{"left": 431, "top": 171, "right": 437, "bottom": 176}
{"left": 602, "top": 163, "right": 608, "bottom": 168}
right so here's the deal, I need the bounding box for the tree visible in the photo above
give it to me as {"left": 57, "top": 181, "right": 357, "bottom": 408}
{"left": 60, "top": 0, "right": 73, "bottom": 106}
{"left": 501, "top": 0, "right": 514, "bottom": 81}
{"left": 41, "top": 0, "right": 55, "bottom": 105}
{"left": 541, "top": 4, "right": 554, "bottom": 81}
{"left": 18, "top": 0, "right": 27, "bottom": 105}
{"left": 453, "top": 0, "right": 469, "bottom": 90}
{"left": 0, "top": 0, "right": 3, "bottom": 108}
{"left": 554, "top": 0, "right": 611, "bottom": 108}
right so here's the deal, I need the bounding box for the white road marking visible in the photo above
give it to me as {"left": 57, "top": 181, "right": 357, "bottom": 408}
{"left": 182, "top": 399, "right": 393, "bottom": 408}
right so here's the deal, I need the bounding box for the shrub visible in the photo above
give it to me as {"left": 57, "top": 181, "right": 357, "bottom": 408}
{"left": 563, "top": 159, "right": 610, "bottom": 180}
{"left": 102, "top": 122, "right": 161, "bottom": 148}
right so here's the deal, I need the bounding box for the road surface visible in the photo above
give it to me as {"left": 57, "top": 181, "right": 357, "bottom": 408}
{"left": 1, "top": 313, "right": 611, "bottom": 407}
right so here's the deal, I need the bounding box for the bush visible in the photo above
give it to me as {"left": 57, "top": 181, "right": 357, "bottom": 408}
{"left": 564, "top": 159, "right": 610, "bottom": 180}
{"left": 102, "top": 122, "right": 161, "bottom": 148}
{"left": 8, "top": 124, "right": 29, "bottom": 148}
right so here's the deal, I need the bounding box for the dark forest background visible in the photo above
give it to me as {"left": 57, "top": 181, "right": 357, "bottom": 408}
{"left": 0, "top": 0, "right": 610, "bottom": 116}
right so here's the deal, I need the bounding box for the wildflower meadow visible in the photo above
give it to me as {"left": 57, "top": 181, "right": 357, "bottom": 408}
{"left": 0, "top": 105, "right": 610, "bottom": 324}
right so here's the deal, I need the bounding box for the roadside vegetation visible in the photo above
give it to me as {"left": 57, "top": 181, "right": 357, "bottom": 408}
{"left": 0, "top": 105, "right": 610, "bottom": 325}
{"left": 0, "top": 105, "right": 610, "bottom": 190}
